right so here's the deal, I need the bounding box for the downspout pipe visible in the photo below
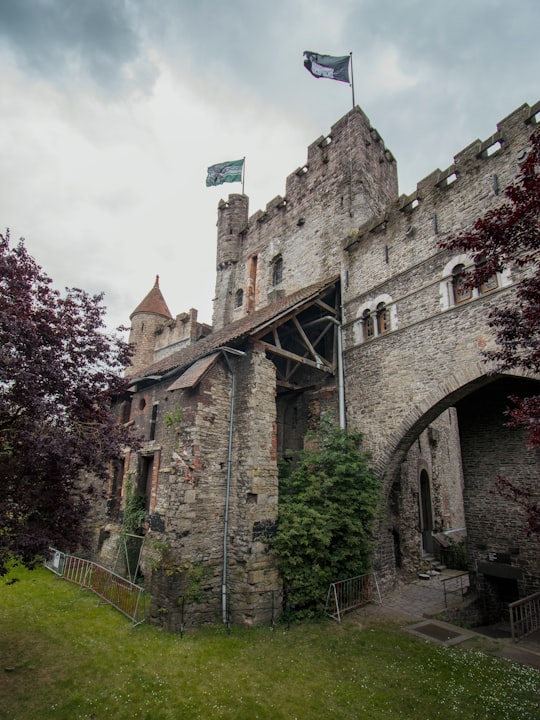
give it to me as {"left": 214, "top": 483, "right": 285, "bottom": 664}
{"left": 218, "top": 347, "right": 246, "bottom": 624}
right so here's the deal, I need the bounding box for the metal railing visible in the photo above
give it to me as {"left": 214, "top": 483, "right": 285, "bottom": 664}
{"left": 441, "top": 571, "right": 470, "bottom": 607}
{"left": 325, "top": 573, "right": 381, "bottom": 622}
{"left": 509, "top": 591, "right": 540, "bottom": 643}
{"left": 44, "top": 548, "right": 147, "bottom": 627}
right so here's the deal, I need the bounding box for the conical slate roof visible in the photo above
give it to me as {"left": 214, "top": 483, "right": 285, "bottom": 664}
{"left": 130, "top": 275, "right": 172, "bottom": 320}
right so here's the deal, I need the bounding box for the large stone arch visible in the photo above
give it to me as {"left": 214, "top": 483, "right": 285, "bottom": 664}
{"left": 377, "top": 365, "right": 538, "bottom": 490}
{"left": 374, "top": 366, "right": 540, "bottom": 603}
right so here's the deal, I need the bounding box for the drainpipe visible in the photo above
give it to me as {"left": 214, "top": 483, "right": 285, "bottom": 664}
{"left": 333, "top": 318, "right": 346, "bottom": 431}
{"left": 218, "top": 347, "right": 246, "bottom": 624}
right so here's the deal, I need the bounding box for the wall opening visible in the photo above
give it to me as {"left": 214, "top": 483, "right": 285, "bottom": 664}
{"left": 419, "top": 469, "right": 434, "bottom": 554}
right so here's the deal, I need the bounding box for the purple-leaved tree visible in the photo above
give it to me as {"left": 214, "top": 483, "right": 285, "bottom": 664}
{"left": 0, "top": 231, "right": 134, "bottom": 572}
{"left": 441, "top": 125, "right": 540, "bottom": 536}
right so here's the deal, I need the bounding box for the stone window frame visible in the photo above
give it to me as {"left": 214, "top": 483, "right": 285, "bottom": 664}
{"left": 271, "top": 254, "right": 283, "bottom": 286}
{"left": 440, "top": 254, "right": 511, "bottom": 311}
{"left": 355, "top": 293, "right": 396, "bottom": 344}
{"left": 234, "top": 288, "right": 244, "bottom": 308}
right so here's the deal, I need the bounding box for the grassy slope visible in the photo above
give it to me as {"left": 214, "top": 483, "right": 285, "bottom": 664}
{"left": 0, "top": 566, "right": 538, "bottom": 720}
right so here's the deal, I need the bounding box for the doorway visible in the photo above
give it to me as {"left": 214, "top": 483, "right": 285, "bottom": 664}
{"left": 419, "top": 469, "right": 434, "bottom": 554}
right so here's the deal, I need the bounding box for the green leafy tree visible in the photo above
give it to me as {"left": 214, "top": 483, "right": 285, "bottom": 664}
{"left": 271, "top": 416, "right": 381, "bottom": 617}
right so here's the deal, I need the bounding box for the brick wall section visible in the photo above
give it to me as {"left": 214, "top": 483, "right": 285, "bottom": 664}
{"left": 225, "top": 345, "right": 280, "bottom": 624}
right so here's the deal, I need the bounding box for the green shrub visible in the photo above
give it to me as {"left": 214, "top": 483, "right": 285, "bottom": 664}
{"left": 271, "top": 415, "right": 381, "bottom": 617}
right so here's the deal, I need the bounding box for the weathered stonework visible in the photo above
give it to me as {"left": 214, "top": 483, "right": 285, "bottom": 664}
{"left": 91, "top": 99, "right": 539, "bottom": 627}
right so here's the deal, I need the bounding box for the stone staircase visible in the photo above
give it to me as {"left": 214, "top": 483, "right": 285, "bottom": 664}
{"left": 418, "top": 554, "right": 446, "bottom": 579}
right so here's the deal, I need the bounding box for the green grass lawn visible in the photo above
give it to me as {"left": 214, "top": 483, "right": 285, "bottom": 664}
{"left": 0, "top": 565, "right": 538, "bottom": 720}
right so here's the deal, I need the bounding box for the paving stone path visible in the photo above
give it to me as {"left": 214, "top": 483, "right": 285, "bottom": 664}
{"left": 360, "top": 571, "right": 540, "bottom": 671}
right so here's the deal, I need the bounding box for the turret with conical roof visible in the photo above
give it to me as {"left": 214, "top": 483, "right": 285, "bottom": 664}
{"left": 128, "top": 276, "right": 172, "bottom": 377}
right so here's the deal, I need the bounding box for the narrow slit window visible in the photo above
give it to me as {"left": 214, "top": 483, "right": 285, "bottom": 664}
{"left": 272, "top": 255, "right": 283, "bottom": 286}
{"left": 377, "top": 302, "right": 391, "bottom": 335}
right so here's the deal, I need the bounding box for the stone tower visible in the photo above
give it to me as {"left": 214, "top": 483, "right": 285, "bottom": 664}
{"left": 128, "top": 276, "right": 172, "bottom": 377}
{"left": 212, "top": 106, "right": 399, "bottom": 329}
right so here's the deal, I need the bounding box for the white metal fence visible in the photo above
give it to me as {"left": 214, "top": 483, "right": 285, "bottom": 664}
{"left": 44, "top": 548, "right": 147, "bottom": 627}
{"left": 325, "top": 573, "right": 381, "bottom": 622}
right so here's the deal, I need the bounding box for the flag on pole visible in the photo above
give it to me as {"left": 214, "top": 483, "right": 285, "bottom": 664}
{"left": 303, "top": 51, "right": 350, "bottom": 84}
{"left": 206, "top": 159, "right": 244, "bottom": 187}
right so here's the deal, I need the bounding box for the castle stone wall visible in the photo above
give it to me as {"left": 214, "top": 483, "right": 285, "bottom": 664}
{"left": 212, "top": 107, "right": 398, "bottom": 329}
{"left": 97, "top": 100, "right": 539, "bottom": 626}
{"left": 458, "top": 380, "right": 540, "bottom": 606}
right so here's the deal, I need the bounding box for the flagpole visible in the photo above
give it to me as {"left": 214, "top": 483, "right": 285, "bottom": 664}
{"left": 242, "top": 156, "right": 245, "bottom": 195}
{"left": 349, "top": 52, "right": 355, "bottom": 109}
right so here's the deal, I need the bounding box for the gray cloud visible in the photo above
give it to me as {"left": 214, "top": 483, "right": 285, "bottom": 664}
{"left": 0, "top": 0, "right": 538, "bottom": 331}
{"left": 0, "top": 0, "right": 155, "bottom": 94}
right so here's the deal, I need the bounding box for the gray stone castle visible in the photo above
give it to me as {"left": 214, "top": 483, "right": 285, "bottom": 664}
{"left": 92, "top": 100, "right": 540, "bottom": 629}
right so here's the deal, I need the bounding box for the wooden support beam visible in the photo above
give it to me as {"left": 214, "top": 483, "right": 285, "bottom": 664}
{"left": 314, "top": 298, "right": 337, "bottom": 315}
{"left": 258, "top": 341, "right": 333, "bottom": 373}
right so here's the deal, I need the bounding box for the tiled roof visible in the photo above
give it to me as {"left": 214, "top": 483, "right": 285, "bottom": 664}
{"left": 129, "top": 276, "right": 339, "bottom": 382}
{"left": 130, "top": 276, "right": 172, "bottom": 319}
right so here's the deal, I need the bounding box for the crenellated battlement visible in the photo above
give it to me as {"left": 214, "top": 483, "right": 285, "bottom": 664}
{"left": 345, "top": 100, "right": 540, "bottom": 255}
{"left": 213, "top": 105, "right": 398, "bottom": 328}
{"left": 213, "top": 99, "right": 538, "bottom": 330}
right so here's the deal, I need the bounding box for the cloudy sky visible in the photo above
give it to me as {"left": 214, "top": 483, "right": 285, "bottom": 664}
{"left": 1, "top": 0, "right": 538, "bottom": 331}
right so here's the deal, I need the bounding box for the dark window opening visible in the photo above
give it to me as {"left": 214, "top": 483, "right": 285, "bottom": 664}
{"left": 272, "top": 255, "right": 283, "bottom": 286}
{"left": 138, "top": 455, "right": 154, "bottom": 511}
{"left": 120, "top": 398, "right": 132, "bottom": 424}
{"left": 149, "top": 403, "right": 159, "bottom": 441}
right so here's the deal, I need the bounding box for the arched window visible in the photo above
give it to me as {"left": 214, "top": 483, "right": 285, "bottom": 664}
{"left": 377, "top": 302, "right": 391, "bottom": 335}
{"left": 363, "top": 309, "right": 374, "bottom": 340}
{"left": 480, "top": 274, "right": 499, "bottom": 294}
{"left": 272, "top": 255, "right": 283, "bottom": 286}
{"left": 452, "top": 264, "right": 472, "bottom": 304}
{"left": 441, "top": 255, "right": 511, "bottom": 311}
{"left": 234, "top": 288, "right": 243, "bottom": 308}
{"left": 476, "top": 258, "right": 499, "bottom": 295}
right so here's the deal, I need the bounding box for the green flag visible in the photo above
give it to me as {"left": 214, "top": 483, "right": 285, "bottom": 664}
{"left": 206, "top": 159, "right": 244, "bottom": 187}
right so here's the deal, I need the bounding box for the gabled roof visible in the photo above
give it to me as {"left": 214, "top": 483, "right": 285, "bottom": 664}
{"left": 130, "top": 276, "right": 172, "bottom": 320}
{"left": 128, "top": 276, "right": 339, "bottom": 383}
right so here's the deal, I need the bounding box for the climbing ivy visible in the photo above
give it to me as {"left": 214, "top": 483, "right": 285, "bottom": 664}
{"left": 121, "top": 476, "right": 147, "bottom": 536}
{"left": 164, "top": 403, "right": 183, "bottom": 429}
{"left": 270, "top": 415, "right": 381, "bottom": 617}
